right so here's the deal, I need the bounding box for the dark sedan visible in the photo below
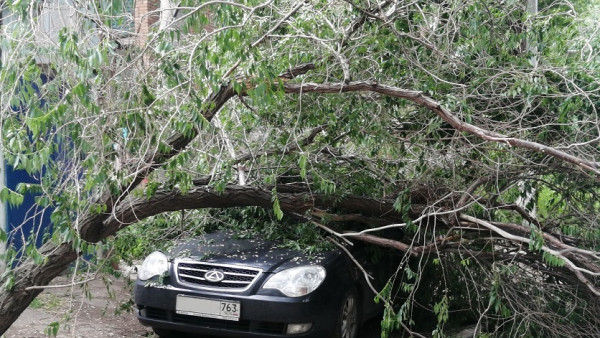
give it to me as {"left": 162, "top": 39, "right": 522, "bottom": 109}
{"left": 133, "top": 231, "right": 387, "bottom": 338}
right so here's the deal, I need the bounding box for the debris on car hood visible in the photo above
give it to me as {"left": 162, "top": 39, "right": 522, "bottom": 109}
{"left": 168, "top": 231, "right": 339, "bottom": 272}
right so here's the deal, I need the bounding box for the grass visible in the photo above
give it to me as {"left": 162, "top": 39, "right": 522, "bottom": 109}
{"left": 28, "top": 293, "right": 65, "bottom": 311}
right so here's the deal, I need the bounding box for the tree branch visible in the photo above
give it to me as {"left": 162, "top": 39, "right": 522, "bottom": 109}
{"left": 234, "top": 124, "right": 327, "bottom": 163}
{"left": 99, "top": 184, "right": 417, "bottom": 239}
{"left": 79, "top": 63, "right": 316, "bottom": 243}
{"left": 460, "top": 214, "right": 600, "bottom": 297}
{"left": 282, "top": 81, "right": 600, "bottom": 177}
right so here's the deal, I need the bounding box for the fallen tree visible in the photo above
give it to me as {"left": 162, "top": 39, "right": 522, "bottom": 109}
{"left": 1, "top": 0, "right": 599, "bottom": 336}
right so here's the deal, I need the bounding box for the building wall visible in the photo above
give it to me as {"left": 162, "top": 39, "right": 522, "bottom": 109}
{"left": 1, "top": 72, "right": 53, "bottom": 270}
{"left": 36, "top": 1, "right": 78, "bottom": 45}
{"left": 135, "top": 0, "right": 160, "bottom": 45}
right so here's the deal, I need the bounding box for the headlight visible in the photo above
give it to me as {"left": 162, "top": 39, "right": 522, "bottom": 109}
{"left": 262, "top": 265, "right": 326, "bottom": 297}
{"left": 138, "top": 251, "right": 169, "bottom": 281}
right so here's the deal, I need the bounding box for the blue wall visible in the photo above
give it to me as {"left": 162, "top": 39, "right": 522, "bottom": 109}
{"left": 3, "top": 74, "right": 54, "bottom": 257}
{"left": 4, "top": 165, "right": 53, "bottom": 255}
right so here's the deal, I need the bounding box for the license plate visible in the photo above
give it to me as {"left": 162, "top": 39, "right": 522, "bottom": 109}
{"left": 176, "top": 295, "right": 241, "bottom": 321}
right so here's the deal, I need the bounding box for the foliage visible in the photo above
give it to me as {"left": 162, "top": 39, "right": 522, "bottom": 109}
{"left": 1, "top": 0, "right": 600, "bottom": 336}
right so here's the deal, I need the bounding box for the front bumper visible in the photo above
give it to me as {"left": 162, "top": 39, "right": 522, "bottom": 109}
{"left": 134, "top": 279, "right": 341, "bottom": 337}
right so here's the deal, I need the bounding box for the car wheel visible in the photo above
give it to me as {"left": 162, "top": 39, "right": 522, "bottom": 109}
{"left": 335, "top": 288, "right": 359, "bottom": 338}
{"left": 152, "top": 327, "right": 176, "bottom": 338}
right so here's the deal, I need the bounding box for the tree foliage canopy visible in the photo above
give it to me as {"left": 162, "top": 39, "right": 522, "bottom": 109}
{"left": 1, "top": 0, "right": 599, "bottom": 336}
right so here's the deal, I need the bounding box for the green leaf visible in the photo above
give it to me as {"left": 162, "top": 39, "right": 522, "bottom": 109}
{"left": 542, "top": 251, "right": 565, "bottom": 267}
{"left": 2, "top": 274, "right": 15, "bottom": 292}
{"left": 0, "top": 187, "right": 24, "bottom": 207}
{"left": 44, "top": 321, "right": 60, "bottom": 337}
{"left": 433, "top": 294, "right": 449, "bottom": 324}
{"left": 298, "top": 154, "right": 307, "bottom": 179}
{"left": 271, "top": 189, "right": 283, "bottom": 220}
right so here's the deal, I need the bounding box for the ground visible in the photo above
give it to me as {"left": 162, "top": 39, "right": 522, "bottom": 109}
{"left": 2, "top": 271, "right": 151, "bottom": 338}
{"left": 2, "top": 267, "right": 396, "bottom": 338}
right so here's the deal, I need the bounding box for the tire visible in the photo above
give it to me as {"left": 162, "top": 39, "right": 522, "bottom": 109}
{"left": 334, "top": 288, "right": 359, "bottom": 338}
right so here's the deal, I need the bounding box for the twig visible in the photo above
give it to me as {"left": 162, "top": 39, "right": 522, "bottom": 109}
{"left": 25, "top": 276, "right": 97, "bottom": 291}
{"left": 461, "top": 214, "right": 600, "bottom": 296}
{"left": 221, "top": 1, "right": 305, "bottom": 80}
{"left": 329, "top": 237, "right": 427, "bottom": 338}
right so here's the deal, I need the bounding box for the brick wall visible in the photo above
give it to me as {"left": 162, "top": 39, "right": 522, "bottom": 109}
{"left": 134, "top": 0, "right": 160, "bottom": 45}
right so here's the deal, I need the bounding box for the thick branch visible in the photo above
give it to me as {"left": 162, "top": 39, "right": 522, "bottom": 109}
{"left": 0, "top": 242, "right": 77, "bottom": 334}
{"left": 311, "top": 208, "right": 389, "bottom": 226}
{"left": 100, "top": 185, "right": 415, "bottom": 238}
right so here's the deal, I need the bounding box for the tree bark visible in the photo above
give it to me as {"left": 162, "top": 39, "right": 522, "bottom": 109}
{"left": 100, "top": 184, "right": 414, "bottom": 238}
{"left": 0, "top": 242, "right": 77, "bottom": 333}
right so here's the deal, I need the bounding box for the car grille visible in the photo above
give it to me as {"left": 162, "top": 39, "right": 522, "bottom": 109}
{"left": 175, "top": 260, "right": 262, "bottom": 291}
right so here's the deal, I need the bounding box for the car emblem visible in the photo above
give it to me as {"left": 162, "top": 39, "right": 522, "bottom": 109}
{"left": 204, "top": 270, "right": 225, "bottom": 283}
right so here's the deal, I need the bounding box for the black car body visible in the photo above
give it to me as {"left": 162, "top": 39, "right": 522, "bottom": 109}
{"left": 133, "top": 231, "right": 385, "bottom": 338}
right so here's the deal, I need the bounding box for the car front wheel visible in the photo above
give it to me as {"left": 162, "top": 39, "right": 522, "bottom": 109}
{"left": 335, "top": 288, "right": 359, "bottom": 338}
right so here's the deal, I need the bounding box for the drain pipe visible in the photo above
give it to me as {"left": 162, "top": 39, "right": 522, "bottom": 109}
{"left": 0, "top": 147, "right": 6, "bottom": 274}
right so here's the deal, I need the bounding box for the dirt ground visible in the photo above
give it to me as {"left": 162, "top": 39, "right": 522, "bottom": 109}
{"left": 2, "top": 268, "right": 397, "bottom": 338}
{"left": 3, "top": 269, "right": 152, "bottom": 338}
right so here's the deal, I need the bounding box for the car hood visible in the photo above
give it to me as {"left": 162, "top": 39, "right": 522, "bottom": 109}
{"left": 167, "top": 231, "right": 339, "bottom": 272}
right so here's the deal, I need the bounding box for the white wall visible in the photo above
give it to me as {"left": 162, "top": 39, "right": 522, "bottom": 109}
{"left": 0, "top": 5, "right": 8, "bottom": 275}
{"left": 0, "top": 148, "right": 6, "bottom": 274}
{"left": 35, "top": 0, "right": 80, "bottom": 64}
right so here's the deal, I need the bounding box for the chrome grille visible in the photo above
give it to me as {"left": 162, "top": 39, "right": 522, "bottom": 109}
{"left": 175, "top": 260, "right": 262, "bottom": 291}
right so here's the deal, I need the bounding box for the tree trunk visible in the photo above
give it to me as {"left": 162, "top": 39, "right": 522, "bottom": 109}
{"left": 0, "top": 242, "right": 77, "bottom": 334}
